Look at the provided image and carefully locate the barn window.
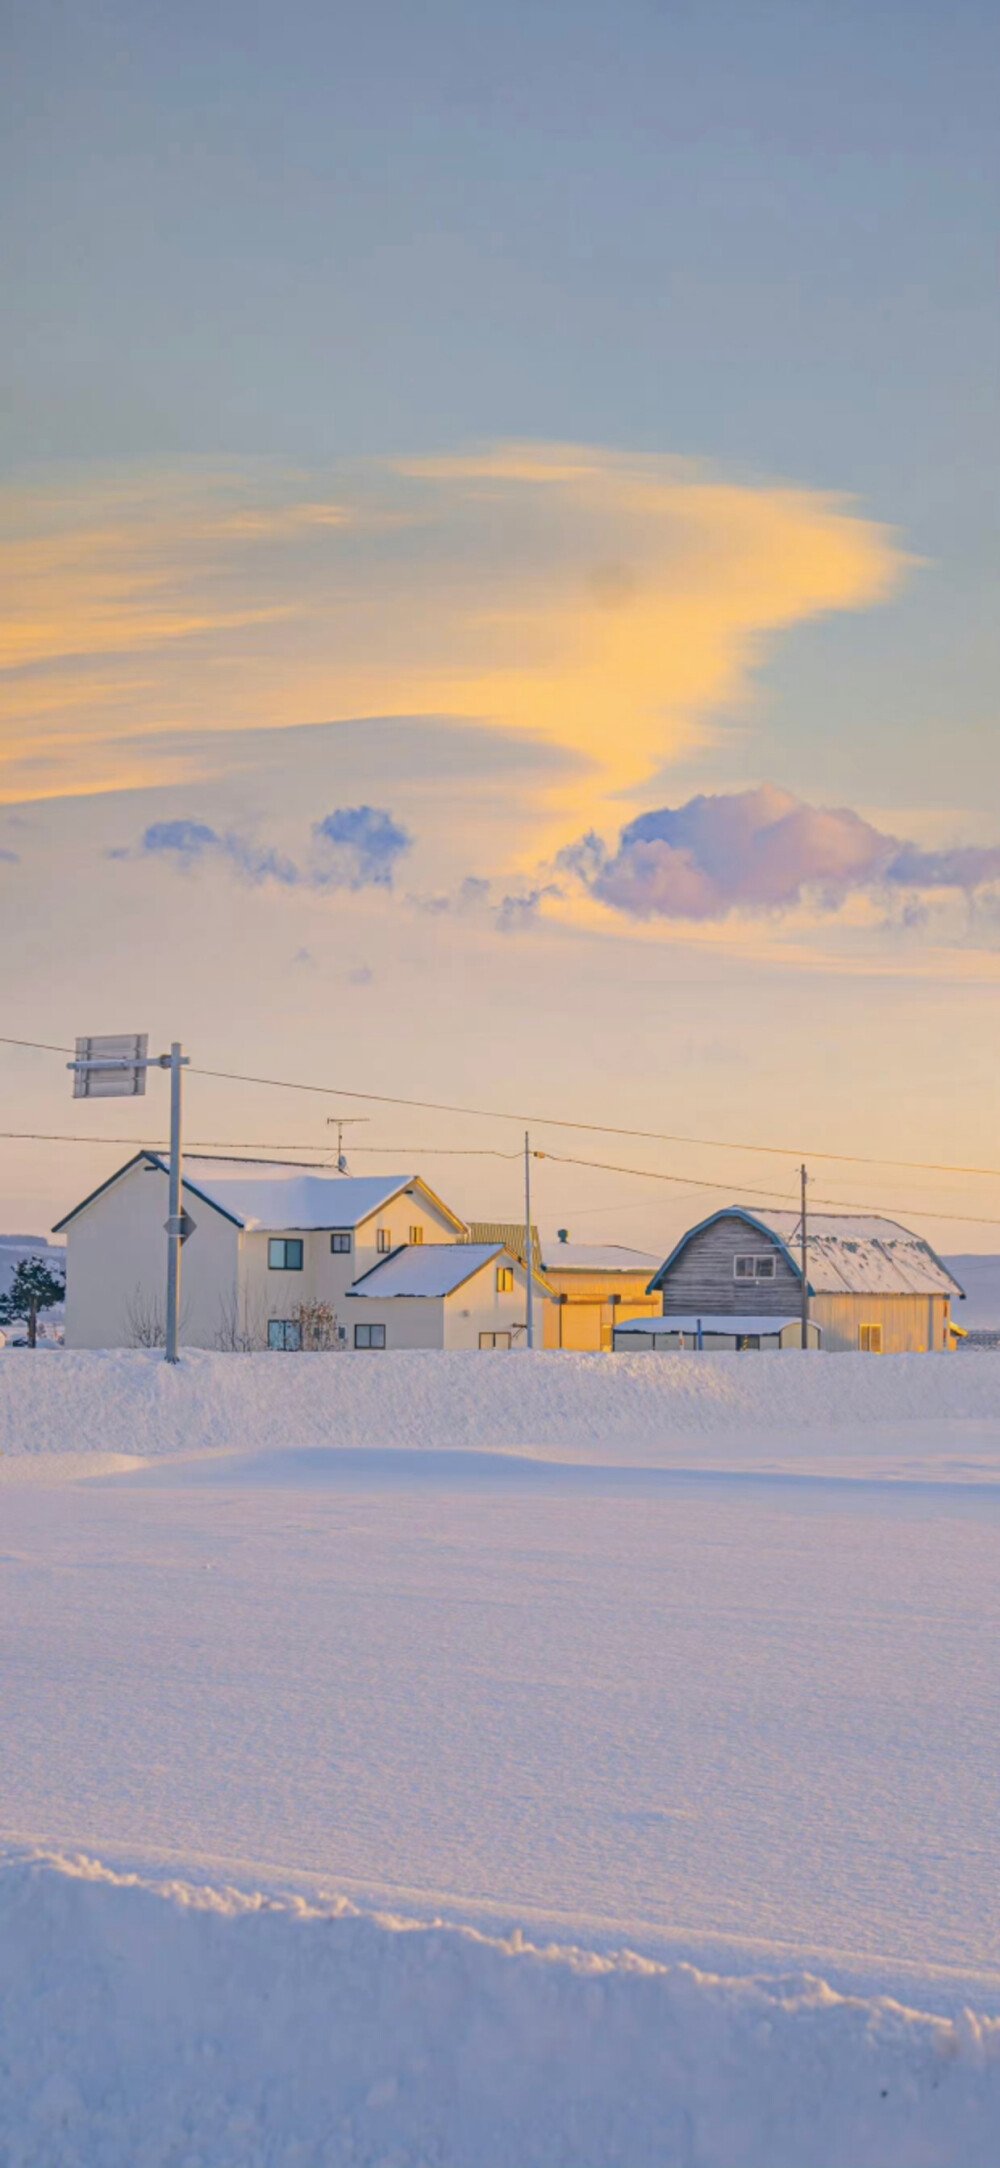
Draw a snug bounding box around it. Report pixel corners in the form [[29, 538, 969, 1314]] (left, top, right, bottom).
[[859, 1323, 883, 1353], [734, 1253, 775, 1280]]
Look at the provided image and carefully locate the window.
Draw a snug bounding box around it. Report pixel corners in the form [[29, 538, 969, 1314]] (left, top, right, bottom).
[[268, 1237, 303, 1271], [859, 1323, 883, 1353], [479, 1331, 512, 1350], [496, 1265, 514, 1293], [734, 1254, 775, 1281], [330, 1231, 352, 1254], [268, 1319, 302, 1351], [376, 1229, 392, 1254], [408, 1225, 424, 1245], [735, 1334, 761, 1352], [354, 1322, 386, 1349]]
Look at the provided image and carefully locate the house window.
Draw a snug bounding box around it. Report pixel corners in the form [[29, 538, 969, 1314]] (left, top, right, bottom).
[[268, 1237, 303, 1271], [496, 1265, 514, 1293], [859, 1323, 883, 1353], [479, 1331, 512, 1350], [376, 1229, 392, 1254], [734, 1254, 775, 1281], [408, 1225, 424, 1245], [355, 1322, 386, 1350], [268, 1319, 302, 1351], [330, 1231, 352, 1254]]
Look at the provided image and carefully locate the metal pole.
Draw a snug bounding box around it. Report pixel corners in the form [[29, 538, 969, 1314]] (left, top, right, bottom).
[[524, 1129, 534, 1351], [799, 1162, 809, 1351], [165, 1042, 183, 1363]]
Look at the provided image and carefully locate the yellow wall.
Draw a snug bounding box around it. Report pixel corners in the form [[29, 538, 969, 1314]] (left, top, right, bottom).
[[543, 1275, 661, 1353], [810, 1293, 952, 1353]]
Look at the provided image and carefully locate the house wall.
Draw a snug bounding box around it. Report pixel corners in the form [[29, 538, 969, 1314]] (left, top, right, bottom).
[[237, 1186, 465, 1345], [657, 1216, 800, 1315], [542, 1268, 661, 1353], [63, 1160, 239, 1349], [811, 1293, 952, 1353], [343, 1256, 554, 1351]]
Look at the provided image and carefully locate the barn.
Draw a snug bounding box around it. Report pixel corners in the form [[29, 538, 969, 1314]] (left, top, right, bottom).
[[642, 1206, 964, 1353]]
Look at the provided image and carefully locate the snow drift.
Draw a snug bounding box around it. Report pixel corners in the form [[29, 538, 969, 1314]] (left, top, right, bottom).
[[1, 1344, 999, 1474], [2, 1851, 998, 2168]]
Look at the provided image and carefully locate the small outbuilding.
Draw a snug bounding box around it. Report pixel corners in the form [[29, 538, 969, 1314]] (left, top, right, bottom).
[[644, 1206, 964, 1353]]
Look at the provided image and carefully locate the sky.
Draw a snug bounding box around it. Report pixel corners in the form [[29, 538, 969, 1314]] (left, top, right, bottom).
[[2, 0, 999, 1252]]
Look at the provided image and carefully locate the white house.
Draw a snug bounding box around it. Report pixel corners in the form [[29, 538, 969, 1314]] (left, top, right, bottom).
[[53, 1153, 550, 1352]]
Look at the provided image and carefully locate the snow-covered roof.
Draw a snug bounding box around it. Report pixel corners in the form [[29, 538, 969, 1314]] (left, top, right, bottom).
[[615, 1313, 805, 1337], [749, 1209, 963, 1298], [348, 1243, 506, 1298], [651, 1207, 963, 1300], [540, 1242, 661, 1273], [54, 1155, 466, 1237]]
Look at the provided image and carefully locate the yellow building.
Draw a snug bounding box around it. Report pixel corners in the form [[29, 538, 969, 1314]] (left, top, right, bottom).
[[466, 1225, 661, 1350]]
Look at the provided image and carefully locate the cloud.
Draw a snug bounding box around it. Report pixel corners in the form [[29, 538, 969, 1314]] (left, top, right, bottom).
[[136, 805, 410, 895], [562, 785, 1000, 921], [0, 448, 905, 833], [312, 805, 411, 890]]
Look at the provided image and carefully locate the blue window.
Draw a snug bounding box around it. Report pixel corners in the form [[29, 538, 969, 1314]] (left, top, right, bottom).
[[268, 1319, 302, 1351], [354, 1322, 386, 1350], [268, 1237, 303, 1270]]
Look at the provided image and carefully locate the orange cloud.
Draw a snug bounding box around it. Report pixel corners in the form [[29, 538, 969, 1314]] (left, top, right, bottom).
[[0, 447, 906, 832]]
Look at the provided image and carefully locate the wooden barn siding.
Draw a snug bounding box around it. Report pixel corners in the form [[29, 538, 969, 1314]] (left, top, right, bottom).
[[657, 1217, 799, 1315], [811, 1294, 951, 1353]]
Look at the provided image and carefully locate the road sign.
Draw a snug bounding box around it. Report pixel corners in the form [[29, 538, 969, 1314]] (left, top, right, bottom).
[[165, 1210, 197, 1245], [72, 1033, 149, 1099]]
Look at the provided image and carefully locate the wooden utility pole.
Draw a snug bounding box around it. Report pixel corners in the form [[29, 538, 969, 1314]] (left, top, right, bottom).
[[799, 1163, 810, 1350]]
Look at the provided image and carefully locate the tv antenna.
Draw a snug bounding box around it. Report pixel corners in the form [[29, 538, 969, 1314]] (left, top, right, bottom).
[[325, 1115, 370, 1172]]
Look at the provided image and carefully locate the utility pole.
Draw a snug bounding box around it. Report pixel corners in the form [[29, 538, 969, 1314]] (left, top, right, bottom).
[[799, 1162, 810, 1351], [524, 1129, 534, 1351]]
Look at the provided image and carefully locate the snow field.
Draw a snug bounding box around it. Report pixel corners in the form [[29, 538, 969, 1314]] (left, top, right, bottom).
[[3, 1852, 999, 2168]]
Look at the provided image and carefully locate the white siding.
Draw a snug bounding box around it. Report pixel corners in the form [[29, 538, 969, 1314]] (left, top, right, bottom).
[[63, 1161, 239, 1350]]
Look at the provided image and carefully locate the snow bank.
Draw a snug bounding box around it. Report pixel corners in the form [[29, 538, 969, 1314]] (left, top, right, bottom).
[[2, 1852, 997, 2168], [1, 1344, 998, 1471]]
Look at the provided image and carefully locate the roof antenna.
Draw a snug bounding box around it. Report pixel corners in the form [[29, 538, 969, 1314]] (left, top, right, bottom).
[[325, 1115, 370, 1173]]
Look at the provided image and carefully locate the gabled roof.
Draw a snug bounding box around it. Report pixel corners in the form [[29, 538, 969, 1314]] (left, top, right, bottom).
[[54, 1155, 466, 1237], [649, 1206, 964, 1300], [347, 1242, 507, 1298]]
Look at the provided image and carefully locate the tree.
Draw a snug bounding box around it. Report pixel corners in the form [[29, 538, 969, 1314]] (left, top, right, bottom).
[[0, 1257, 66, 1348]]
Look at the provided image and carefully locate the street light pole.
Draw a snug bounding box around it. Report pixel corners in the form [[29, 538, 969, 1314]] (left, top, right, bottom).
[[524, 1129, 534, 1351], [163, 1043, 184, 1364]]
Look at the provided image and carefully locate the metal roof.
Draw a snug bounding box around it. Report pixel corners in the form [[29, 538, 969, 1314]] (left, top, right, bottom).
[[347, 1243, 507, 1298], [649, 1207, 964, 1300], [540, 1242, 661, 1273], [615, 1313, 806, 1337], [465, 1222, 543, 1272]]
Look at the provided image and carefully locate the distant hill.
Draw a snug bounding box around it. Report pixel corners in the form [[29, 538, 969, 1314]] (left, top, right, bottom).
[[945, 1256, 1000, 1331]]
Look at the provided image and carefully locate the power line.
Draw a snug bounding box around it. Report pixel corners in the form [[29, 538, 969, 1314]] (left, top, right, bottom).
[[536, 1149, 1000, 1228], [2, 1032, 999, 1185]]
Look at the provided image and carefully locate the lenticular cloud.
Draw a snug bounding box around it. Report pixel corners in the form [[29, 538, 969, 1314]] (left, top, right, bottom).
[[561, 785, 1000, 921]]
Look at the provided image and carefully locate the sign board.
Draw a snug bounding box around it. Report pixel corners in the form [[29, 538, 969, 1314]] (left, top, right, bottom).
[[72, 1033, 149, 1099]]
